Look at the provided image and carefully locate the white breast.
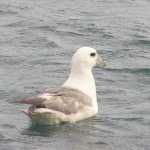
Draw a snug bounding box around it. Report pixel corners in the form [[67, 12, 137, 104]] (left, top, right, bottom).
[[63, 71, 98, 113]]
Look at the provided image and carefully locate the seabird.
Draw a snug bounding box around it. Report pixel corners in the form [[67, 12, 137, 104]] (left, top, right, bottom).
[[16, 47, 106, 125]]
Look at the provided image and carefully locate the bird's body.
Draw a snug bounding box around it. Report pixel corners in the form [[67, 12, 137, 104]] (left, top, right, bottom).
[[17, 47, 106, 125]]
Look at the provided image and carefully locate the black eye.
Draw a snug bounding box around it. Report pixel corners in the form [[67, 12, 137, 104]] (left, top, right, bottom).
[[90, 52, 96, 57]]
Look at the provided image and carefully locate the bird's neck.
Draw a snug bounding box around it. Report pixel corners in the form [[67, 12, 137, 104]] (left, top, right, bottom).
[[63, 65, 98, 112]]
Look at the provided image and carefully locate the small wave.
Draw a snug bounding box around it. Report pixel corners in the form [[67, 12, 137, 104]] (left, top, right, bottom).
[[105, 68, 150, 75], [56, 29, 86, 37], [3, 21, 26, 28], [0, 9, 17, 15], [111, 117, 143, 122], [0, 56, 25, 66], [130, 39, 150, 47], [31, 25, 56, 32]]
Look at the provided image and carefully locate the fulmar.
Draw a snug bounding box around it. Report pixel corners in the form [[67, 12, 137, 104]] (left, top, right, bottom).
[[16, 47, 106, 125]]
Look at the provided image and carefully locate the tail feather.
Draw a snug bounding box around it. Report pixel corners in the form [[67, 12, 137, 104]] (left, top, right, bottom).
[[15, 97, 46, 105]]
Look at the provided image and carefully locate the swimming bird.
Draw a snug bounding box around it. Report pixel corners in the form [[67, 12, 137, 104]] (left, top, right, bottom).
[[16, 47, 106, 125]]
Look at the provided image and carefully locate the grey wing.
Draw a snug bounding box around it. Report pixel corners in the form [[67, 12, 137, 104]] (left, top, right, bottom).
[[16, 87, 92, 115], [43, 87, 92, 114]]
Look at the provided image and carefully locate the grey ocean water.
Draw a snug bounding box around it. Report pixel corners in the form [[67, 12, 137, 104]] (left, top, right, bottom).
[[0, 0, 150, 149]]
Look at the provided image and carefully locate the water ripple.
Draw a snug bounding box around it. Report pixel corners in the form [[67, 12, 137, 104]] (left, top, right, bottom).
[[105, 68, 150, 75]]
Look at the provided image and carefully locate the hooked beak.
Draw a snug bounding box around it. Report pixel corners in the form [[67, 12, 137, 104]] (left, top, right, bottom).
[[96, 54, 106, 68]]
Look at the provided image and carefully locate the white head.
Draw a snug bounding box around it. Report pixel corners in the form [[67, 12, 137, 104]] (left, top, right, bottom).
[[71, 47, 105, 73]]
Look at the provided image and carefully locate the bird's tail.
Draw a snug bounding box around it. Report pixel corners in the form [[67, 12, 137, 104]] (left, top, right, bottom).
[[15, 96, 45, 105]]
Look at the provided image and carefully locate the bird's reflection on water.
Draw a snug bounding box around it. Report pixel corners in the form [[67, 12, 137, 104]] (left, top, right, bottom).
[[21, 117, 108, 150], [22, 117, 95, 137], [23, 123, 69, 137]]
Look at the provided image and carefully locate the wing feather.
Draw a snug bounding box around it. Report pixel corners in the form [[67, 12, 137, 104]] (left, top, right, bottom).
[[16, 87, 92, 115]]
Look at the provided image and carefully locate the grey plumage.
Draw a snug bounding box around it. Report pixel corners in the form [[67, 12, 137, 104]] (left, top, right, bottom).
[[16, 87, 92, 115]]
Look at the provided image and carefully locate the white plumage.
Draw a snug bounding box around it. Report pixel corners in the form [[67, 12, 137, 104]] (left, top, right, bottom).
[[16, 47, 106, 125]]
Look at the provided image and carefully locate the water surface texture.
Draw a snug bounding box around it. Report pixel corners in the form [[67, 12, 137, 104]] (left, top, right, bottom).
[[0, 0, 150, 150]]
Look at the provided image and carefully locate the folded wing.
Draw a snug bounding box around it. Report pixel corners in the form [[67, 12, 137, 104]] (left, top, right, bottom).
[[16, 87, 92, 115]]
